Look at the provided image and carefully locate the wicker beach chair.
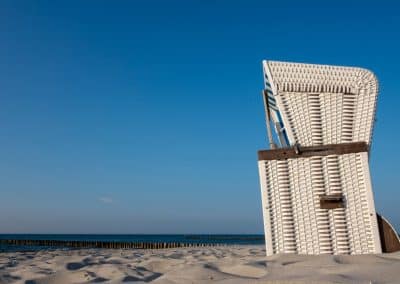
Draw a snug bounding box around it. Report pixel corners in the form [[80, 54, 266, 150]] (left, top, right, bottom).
[[258, 61, 400, 255]]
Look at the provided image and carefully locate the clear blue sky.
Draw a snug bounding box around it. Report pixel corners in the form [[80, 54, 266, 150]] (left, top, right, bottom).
[[1, 0, 399, 234]]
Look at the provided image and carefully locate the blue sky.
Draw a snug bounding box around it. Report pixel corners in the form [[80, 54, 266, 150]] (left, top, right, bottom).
[[1, 0, 399, 233]]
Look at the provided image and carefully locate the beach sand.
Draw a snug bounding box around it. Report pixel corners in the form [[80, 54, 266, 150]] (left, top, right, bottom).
[[1, 245, 400, 283]]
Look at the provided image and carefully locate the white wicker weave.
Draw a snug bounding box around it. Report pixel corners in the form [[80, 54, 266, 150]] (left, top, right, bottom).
[[258, 61, 381, 255], [262, 60, 378, 147], [258, 152, 381, 255]]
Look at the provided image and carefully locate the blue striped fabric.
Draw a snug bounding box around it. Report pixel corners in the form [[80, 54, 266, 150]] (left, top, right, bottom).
[[264, 73, 289, 146]]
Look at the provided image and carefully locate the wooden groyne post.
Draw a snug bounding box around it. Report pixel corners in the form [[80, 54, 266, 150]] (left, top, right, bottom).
[[0, 239, 226, 250]]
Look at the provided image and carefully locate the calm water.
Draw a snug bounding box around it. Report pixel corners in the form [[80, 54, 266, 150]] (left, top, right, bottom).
[[0, 234, 265, 252]]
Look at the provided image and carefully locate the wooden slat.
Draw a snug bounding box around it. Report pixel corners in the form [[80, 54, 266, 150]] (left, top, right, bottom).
[[258, 142, 368, 161], [319, 194, 344, 209], [377, 213, 400, 253]]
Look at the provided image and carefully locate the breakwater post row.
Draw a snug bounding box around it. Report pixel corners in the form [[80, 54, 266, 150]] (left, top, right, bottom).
[[0, 239, 227, 250], [184, 235, 264, 241]]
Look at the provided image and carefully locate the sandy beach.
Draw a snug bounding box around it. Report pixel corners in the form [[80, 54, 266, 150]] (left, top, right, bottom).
[[0, 245, 399, 283]]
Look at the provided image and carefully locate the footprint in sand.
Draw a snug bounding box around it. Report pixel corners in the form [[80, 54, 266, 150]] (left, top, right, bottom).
[[216, 264, 267, 278], [66, 262, 86, 270]]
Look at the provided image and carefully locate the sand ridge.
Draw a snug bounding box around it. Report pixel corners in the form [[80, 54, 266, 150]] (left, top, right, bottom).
[[0, 245, 400, 283]]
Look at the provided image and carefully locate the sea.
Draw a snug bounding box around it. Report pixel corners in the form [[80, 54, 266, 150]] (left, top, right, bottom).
[[0, 234, 265, 252]]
